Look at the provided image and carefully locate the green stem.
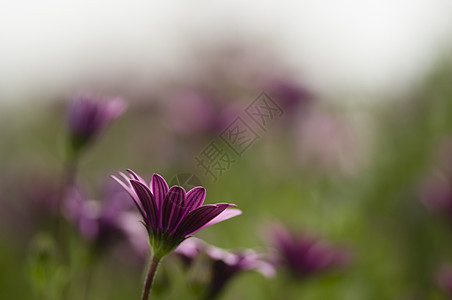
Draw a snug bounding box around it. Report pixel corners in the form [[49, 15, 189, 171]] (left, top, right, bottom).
[[54, 153, 79, 256], [142, 255, 161, 300], [83, 250, 97, 300]]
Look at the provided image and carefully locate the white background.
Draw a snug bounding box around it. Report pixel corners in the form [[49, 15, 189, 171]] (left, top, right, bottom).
[[1, 0, 452, 105]]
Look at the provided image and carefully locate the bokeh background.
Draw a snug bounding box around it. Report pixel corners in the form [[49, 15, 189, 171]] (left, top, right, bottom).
[[3, 1, 452, 299]]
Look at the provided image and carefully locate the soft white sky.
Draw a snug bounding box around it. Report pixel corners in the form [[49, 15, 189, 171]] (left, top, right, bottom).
[[1, 0, 452, 105]]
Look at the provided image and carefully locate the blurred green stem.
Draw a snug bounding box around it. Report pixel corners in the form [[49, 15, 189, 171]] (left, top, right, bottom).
[[83, 249, 98, 300], [53, 150, 80, 268], [142, 255, 161, 300]]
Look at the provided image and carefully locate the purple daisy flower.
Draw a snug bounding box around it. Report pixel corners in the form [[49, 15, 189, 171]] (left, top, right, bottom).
[[175, 238, 275, 300], [268, 225, 350, 279], [112, 170, 241, 259], [67, 93, 126, 153]]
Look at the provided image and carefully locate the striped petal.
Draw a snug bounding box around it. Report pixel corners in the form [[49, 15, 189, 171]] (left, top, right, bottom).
[[173, 187, 206, 230], [111, 175, 146, 220], [151, 173, 169, 227], [189, 207, 242, 235], [112, 174, 135, 200], [130, 180, 158, 229], [126, 169, 147, 186], [175, 203, 234, 238], [161, 186, 186, 233], [182, 187, 206, 216]]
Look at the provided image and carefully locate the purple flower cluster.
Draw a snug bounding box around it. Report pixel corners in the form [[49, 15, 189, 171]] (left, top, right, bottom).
[[56, 90, 353, 299]]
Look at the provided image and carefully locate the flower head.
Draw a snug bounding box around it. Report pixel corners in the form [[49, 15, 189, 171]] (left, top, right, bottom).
[[112, 170, 241, 258], [175, 238, 275, 299], [67, 93, 126, 153], [268, 225, 350, 279]]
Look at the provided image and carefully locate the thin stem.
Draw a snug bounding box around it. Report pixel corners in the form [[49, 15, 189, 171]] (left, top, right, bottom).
[[54, 152, 79, 256], [142, 255, 161, 300], [83, 250, 97, 300]]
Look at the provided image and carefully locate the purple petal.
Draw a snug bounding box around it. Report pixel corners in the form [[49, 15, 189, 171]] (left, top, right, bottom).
[[182, 187, 206, 216], [113, 173, 136, 199], [176, 204, 235, 237], [173, 187, 206, 230], [250, 260, 276, 278], [130, 180, 158, 229], [126, 169, 147, 186], [104, 97, 127, 121], [188, 207, 242, 236], [111, 175, 146, 220], [162, 186, 186, 233], [174, 238, 204, 259], [151, 174, 169, 227]]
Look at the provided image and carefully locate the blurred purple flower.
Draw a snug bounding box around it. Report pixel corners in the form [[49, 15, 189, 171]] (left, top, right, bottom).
[[419, 171, 452, 218], [175, 238, 275, 299], [166, 90, 216, 135], [164, 89, 243, 136], [112, 170, 241, 258], [418, 137, 452, 222], [419, 137, 452, 218], [293, 108, 364, 176], [268, 225, 350, 279], [437, 266, 452, 298], [266, 77, 312, 112], [67, 93, 126, 152], [65, 182, 131, 250]]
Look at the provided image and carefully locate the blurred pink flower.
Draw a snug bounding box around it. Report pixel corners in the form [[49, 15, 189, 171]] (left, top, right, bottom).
[[419, 137, 452, 220], [419, 171, 452, 217], [164, 89, 244, 136], [165, 90, 216, 135], [294, 108, 365, 175]]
